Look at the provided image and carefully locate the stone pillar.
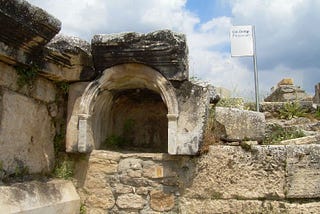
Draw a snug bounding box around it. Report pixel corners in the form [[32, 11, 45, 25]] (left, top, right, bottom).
[[314, 83, 320, 104], [167, 114, 179, 155], [78, 114, 94, 153]]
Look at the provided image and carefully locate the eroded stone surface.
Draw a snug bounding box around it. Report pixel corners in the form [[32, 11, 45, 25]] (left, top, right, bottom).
[[116, 194, 147, 210], [180, 198, 320, 214], [0, 180, 80, 214], [43, 34, 97, 81], [92, 30, 188, 81], [0, 89, 55, 174], [0, 0, 61, 64], [184, 145, 286, 199], [214, 107, 265, 142], [286, 144, 320, 198], [150, 190, 175, 212], [175, 81, 213, 154]]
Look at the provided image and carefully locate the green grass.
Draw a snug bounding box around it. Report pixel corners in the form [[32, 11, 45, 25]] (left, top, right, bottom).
[[263, 124, 305, 144]]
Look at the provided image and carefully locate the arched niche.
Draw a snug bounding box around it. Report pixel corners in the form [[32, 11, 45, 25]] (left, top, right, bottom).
[[66, 63, 179, 154]]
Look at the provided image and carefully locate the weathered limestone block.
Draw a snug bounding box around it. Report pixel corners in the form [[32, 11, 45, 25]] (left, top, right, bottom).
[[184, 145, 286, 199], [0, 180, 80, 214], [92, 30, 188, 81], [31, 77, 57, 103], [175, 81, 213, 154], [0, 61, 57, 103], [150, 190, 175, 212], [179, 199, 264, 214], [86, 187, 115, 210], [43, 35, 98, 81], [180, 198, 320, 214], [214, 107, 265, 142], [0, 89, 55, 174], [280, 134, 320, 145], [116, 194, 147, 210], [0, 0, 61, 65], [286, 144, 320, 198]]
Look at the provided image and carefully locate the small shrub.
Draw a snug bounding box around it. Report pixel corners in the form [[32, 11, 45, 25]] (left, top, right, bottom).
[[54, 159, 73, 180], [15, 64, 39, 88], [103, 135, 128, 149], [314, 107, 320, 120], [14, 165, 29, 178], [103, 118, 135, 149], [263, 124, 305, 144], [56, 81, 69, 94], [80, 203, 86, 214], [279, 102, 306, 120]]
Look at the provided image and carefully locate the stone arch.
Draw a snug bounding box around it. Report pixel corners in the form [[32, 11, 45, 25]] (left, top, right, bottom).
[[68, 63, 179, 154]]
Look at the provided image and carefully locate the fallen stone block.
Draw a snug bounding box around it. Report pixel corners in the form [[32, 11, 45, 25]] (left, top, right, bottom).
[[214, 107, 265, 142], [0, 180, 80, 214]]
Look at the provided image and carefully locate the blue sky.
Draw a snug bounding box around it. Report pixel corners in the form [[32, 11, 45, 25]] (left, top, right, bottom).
[[29, 0, 320, 100]]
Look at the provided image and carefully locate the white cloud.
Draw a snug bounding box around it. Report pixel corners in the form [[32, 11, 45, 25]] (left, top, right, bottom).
[[28, 0, 320, 99]]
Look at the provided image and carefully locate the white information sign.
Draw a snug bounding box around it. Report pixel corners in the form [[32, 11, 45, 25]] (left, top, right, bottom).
[[230, 25, 254, 57]]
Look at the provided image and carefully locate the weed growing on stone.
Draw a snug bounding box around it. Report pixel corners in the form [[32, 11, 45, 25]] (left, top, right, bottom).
[[56, 81, 69, 94], [201, 105, 217, 154], [314, 107, 320, 120], [80, 203, 86, 214], [53, 159, 74, 180], [14, 165, 29, 178], [103, 118, 135, 149], [15, 64, 39, 88], [263, 124, 305, 144], [215, 97, 244, 109], [279, 102, 306, 120]]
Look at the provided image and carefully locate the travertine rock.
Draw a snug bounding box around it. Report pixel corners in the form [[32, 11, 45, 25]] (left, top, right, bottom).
[[116, 194, 147, 210], [184, 145, 286, 199], [175, 81, 213, 154], [92, 30, 188, 81], [214, 107, 265, 142], [280, 134, 320, 145], [0, 0, 61, 65], [0, 61, 57, 103], [180, 198, 320, 214], [44, 34, 98, 81], [86, 187, 115, 210], [286, 144, 320, 198], [150, 190, 175, 212], [0, 89, 55, 174], [0, 180, 80, 214]]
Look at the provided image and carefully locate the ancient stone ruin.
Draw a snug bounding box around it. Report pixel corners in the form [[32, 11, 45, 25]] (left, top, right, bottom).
[[66, 31, 212, 155], [265, 78, 312, 102], [1, 0, 320, 213]]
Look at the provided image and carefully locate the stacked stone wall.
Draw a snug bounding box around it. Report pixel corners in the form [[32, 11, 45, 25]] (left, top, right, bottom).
[[77, 145, 320, 213]]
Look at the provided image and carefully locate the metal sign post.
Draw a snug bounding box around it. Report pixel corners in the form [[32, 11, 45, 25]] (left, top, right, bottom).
[[252, 26, 260, 111], [230, 25, 260, 111]]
